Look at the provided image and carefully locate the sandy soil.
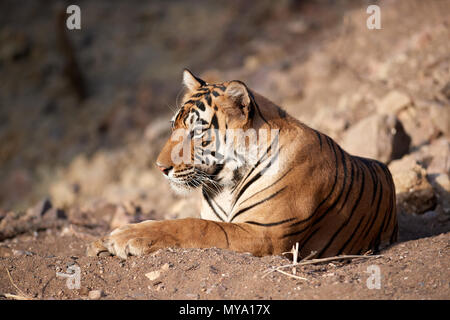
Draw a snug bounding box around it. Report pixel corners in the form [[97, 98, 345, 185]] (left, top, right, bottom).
[[0, 213, 449, 300]]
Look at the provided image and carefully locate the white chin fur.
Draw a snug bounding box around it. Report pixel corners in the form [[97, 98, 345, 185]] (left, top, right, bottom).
[[169, 181, 194, 196]]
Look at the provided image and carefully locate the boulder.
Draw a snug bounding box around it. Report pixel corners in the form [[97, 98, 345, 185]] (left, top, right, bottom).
[[340, 114, 411, 163], [377, 90, 412, 115], [389, 157, 437, 215], [397, 99, 449, 147], [428, 173, 450, 215]]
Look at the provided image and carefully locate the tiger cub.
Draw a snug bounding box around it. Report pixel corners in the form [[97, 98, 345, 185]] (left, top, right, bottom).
[[87, 69, 398, 259]]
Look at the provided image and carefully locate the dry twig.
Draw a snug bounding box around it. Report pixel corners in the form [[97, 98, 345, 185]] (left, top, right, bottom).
[[263, 244, 382, 280], [1, 267, 34, 300]]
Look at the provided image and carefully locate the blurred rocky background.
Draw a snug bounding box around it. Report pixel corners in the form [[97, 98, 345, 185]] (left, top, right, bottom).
[[0, 0, 449, 239]]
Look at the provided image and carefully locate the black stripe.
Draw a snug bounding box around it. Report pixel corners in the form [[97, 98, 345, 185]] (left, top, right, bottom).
[[372, 193, 392, 251], [205, 93, 212, 106], [230, 187, 286, 222], [239, 168, 293, 206], [277, 107, 287, 118], [304, 146, 347, 258], [282, 224, 310, 239], [248, 90, 269, 126], [347, 163, 383, 253], [231, 137, 276, 194], [361, 164, 384, 240], [211, 163, 224, 177], [371, 164, 396, 249], [315, 131, 323, 151], [175, 171, 194, 178], [316, 158, 356, 257], [210, 114, 218, 129], [298, 227, 321, 253], [195, 100, 205, 111], [211, 221, 230, 248], [337, 161, 366, 255], [212, 198, 227, 216], [245, 218, 295, 227], [305, 143, 348, 228], [202, 190, 225, 222], [359, 158, 378, 205], [232, 150, 280, 208], [184, 99, 196, 105]]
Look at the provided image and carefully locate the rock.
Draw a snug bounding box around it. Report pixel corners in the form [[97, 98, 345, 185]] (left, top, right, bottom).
[[145, 263, 171, 282], [340, 114, 411, 163], [398, 100, 450, 147], [160, 263, 170, 271], [186, 293, 200, 299], [145, 270, 161, 281], [389, 157, 437, 215], [311, 108, 349, 139], [428, 173, 450, 215], [377, 90, 412, 115], [88, 289, 104, 300], [12, 249, 34, 256], [428, 101, 450, 138], [78, 287, 90, 296]]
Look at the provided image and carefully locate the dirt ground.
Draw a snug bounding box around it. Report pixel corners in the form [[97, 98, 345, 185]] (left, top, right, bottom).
[[0, 0, 449, 300], [0, 211, 449, 300]]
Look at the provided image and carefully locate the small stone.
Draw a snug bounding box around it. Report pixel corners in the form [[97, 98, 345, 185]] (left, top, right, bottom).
[[186, 293, 199, 299], [160, 263, 170, 271], [88, 289, 104, 300], [78, 287, 89, 296], [145, 270, 161, 281]]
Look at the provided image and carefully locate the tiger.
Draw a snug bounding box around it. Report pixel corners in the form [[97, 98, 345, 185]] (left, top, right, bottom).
[[87, 69, 398, 259]]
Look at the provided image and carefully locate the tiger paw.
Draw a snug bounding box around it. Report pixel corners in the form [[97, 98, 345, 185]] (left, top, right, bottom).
[[86, 221, 158, 259]]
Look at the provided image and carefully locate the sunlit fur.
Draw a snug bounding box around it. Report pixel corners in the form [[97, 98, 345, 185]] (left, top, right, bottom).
[[88, 70, 398, 259]]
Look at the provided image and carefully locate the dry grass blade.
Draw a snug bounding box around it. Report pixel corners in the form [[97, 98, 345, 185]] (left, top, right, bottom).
[[1, 293, 33, 300], [274, 269, 308, 281], [296, 254, 383, 266], [2, 267, 34, 300], [262, 252, 382, 279]]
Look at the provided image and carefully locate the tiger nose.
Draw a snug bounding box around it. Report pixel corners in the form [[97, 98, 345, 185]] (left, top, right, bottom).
[[156, 163, 173, 176]]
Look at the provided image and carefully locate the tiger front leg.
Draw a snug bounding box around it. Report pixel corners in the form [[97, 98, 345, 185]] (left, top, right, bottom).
[[86, 218, 281, 259]]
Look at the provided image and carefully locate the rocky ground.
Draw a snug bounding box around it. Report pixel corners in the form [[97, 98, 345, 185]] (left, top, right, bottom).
[[0, 0, 449, 300]]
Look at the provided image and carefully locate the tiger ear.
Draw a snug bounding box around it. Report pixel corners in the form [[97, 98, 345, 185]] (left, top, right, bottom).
[[225, 80, 251, 109], [183, 68, 206, 91], [224, 81, 252, 125]]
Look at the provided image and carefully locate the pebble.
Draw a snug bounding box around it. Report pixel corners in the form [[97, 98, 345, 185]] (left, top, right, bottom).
[[88, 290, 104, 300], [145, 270, 161, 281]]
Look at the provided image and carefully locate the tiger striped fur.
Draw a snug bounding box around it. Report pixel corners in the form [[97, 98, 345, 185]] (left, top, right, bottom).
[[87, 69, 398, 259]]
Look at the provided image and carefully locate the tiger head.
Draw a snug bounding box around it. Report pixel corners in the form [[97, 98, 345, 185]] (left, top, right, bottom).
[[156, 69, 261, 195]]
